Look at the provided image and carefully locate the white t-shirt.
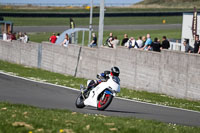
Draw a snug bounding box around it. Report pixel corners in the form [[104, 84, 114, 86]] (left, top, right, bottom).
[[136, 39, 143, 48]]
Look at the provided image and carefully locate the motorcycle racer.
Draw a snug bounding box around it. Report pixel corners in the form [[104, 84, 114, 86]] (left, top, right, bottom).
[[82, 67, 120, 97]]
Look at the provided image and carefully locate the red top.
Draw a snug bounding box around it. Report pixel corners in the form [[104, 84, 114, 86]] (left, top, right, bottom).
[[50, 35, 57, 43]]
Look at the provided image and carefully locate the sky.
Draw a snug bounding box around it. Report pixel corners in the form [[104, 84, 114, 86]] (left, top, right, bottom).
[[0, 0, 142, 6]]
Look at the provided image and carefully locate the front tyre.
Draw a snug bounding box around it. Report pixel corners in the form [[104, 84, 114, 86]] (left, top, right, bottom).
[[97, 94, 113, 111], [75, 94, 85, 108]]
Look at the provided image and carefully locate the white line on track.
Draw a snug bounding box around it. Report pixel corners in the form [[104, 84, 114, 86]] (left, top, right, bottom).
[[0, 71, 200, 114]]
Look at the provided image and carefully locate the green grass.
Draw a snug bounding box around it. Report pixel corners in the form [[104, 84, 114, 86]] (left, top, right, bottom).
[[137, 0, 200, 7], [4, 16, 182, 26], [1, 102, 200, 133], [0, 60, 200, 112], [0, 6, 198, 13], [29, 29, 182, 46]]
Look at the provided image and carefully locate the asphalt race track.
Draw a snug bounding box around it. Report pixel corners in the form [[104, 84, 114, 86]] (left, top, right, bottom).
[[0, 72, 200, 127], [14, 24, 182, 33]]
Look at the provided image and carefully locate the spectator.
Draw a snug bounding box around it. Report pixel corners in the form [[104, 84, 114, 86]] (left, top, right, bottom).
[[136, 36, 143, 48], [23, 33, 29, 43], [104, 32, 114, 48], [161, 36, 170, 49], [11, 32, 16, 41], [7, 31, 12, 41], [61, 33, 69, 47], [193, 35, 200, 54], [183, 40, 193, 53], [88, 33, 97, 47], [141, 36, 146, 48], [3, 32, 7, 41], [56, 33, 60, 39], [125, 37, 139, 49], [110, 36, 120, 49], [141, 34, 152, 50], [49, 33, 57, 44], [17, 32, 24, 42], [152, 37, 161, 52], [121, 34, 129, 46]]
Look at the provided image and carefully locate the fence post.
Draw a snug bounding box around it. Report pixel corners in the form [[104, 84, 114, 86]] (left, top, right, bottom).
[[74, 46, 82, 77], [37, 44, 42, 68]]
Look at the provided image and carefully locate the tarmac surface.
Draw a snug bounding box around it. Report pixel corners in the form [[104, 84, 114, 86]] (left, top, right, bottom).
[[0, 72, 200, 127], [14, 24, 182, 33]]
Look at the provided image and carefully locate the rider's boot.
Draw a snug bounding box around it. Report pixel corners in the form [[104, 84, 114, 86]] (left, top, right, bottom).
[[81, 80, 98, 98]]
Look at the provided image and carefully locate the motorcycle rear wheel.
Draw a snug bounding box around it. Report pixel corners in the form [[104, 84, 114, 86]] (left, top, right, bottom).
[[75, 93, 85, 108], [97, 94, 113, 111]]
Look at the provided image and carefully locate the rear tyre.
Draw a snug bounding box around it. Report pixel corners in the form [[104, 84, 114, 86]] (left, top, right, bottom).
[[75, 94, 85, 108], [97, 93, 113, 111]]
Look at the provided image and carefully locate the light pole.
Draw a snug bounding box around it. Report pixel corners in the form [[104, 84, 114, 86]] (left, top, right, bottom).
[[98, 0, 105, 47], [88, 0, 93, 45]]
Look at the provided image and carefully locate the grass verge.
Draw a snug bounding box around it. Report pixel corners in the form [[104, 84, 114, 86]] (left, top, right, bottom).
[[1, 102, 200, 133], [4, 16, 182, 26], [0, 60, 200, 112]]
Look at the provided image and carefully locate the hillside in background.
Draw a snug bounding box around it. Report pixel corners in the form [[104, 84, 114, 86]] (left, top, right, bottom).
[[135, 0, 200, 8]]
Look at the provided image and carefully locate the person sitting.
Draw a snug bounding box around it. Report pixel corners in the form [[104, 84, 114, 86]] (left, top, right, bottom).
[[56, 33, 60, 39], [136, 36, 143, 48], [141, 34, 152, 51], [61, 33, 70, 47], [152, 37, 161, 52], [183, 40, 193, 53], [121, 34, 129, 46], [110, 36, 120, 49], [104, 32, 114, 48], [125, 37, 139, 49], [88, 33, 97, 48]]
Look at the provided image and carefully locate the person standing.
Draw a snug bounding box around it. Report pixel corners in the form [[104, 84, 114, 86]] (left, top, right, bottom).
[[193, 35, 200, 54], [121, 34, 129, 46], [49, 33, 57, 44], [3, 32, 7, 41], [23, 33, 29, 43], [161, 36, 170, 49]]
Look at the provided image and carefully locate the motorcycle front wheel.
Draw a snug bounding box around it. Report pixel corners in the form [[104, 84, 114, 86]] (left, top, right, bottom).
[[97, 93, 113, 111], [75, 93, 85, 108]]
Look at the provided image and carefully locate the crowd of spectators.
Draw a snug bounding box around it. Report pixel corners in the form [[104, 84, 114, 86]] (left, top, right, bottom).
[[101, 32, 170, 52], [3, 31, 29, 43]]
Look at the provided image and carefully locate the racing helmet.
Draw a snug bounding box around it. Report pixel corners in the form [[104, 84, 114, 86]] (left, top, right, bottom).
[[111, 66, 120, 77]]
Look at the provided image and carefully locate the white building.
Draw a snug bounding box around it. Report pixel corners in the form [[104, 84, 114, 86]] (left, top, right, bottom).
[[181, 13, 200, 51]]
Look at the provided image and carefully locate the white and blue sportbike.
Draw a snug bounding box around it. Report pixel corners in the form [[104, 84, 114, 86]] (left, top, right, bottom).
[[75, 67, 120, 111]]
